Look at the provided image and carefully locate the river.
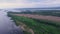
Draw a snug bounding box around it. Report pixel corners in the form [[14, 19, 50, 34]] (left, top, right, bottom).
[[0, 10, 23, 34]]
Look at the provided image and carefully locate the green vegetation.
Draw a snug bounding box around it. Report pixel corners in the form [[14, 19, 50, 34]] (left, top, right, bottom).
[[23, 31, 31, 34], [8, 14, 60, 34]]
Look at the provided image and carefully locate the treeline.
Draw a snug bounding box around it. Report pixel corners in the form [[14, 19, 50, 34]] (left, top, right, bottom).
[[20, 10, 60, 17], [8, 10, 60, 17]]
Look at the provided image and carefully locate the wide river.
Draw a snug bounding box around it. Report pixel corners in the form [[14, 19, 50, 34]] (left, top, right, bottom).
[[0, 10, 23, 34]]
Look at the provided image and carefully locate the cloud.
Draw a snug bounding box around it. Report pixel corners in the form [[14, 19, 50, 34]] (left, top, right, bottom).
[[0, 0, 60, 8]]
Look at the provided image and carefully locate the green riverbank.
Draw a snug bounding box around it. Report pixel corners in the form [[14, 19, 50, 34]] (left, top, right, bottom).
[[8, 14, 60, 34]]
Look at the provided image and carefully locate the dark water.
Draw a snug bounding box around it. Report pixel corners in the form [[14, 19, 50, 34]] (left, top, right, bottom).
[[0, 10, 23, 34]]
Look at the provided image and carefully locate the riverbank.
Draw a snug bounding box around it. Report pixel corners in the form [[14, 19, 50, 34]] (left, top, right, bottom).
[[8, 13, 60, 34], [8, 14, 34, 34], [15, 20, 34, 34]]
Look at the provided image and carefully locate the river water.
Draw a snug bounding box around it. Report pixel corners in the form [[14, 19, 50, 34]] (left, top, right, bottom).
[[0, 10, 23, 34]]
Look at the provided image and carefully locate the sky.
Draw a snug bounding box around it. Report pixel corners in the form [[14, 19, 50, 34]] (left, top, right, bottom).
[[0, 0, 60, 8]]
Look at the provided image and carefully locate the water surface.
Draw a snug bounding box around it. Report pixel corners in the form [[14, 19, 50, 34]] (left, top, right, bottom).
[[0, 10, 23, 34]]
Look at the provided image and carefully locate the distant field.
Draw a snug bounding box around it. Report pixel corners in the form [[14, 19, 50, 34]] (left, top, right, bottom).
[[14, 14, 60, 24]]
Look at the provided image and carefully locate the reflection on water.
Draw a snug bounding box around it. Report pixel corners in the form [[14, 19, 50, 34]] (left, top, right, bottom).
[[0, 10, 23, 34]]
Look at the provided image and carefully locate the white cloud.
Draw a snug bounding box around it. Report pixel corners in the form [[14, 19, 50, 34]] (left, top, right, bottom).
[[0, 0, 60, 8]]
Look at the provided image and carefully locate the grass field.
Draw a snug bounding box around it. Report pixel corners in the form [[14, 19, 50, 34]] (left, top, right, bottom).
[[8, 14, 60, 34]]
